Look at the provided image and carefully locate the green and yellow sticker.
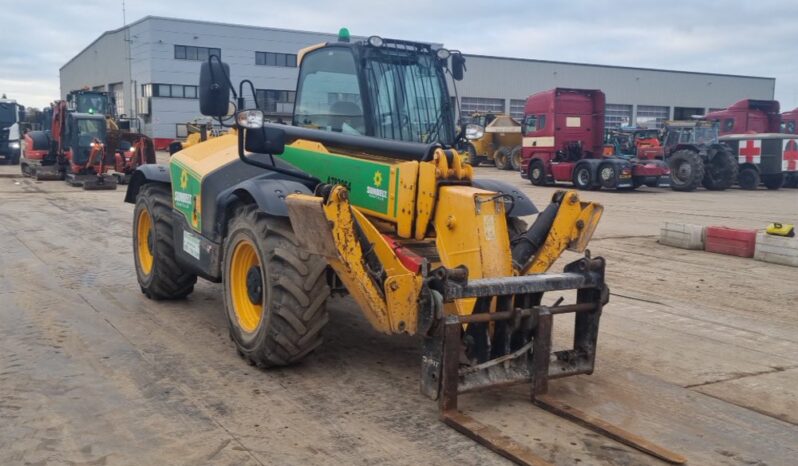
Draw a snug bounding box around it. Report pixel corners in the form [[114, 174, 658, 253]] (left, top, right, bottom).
[[170, 160, 202, 231]]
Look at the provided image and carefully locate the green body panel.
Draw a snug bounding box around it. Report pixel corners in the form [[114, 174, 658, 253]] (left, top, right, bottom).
[[170, 159, 203, 232], [277, 145, 395, 215]]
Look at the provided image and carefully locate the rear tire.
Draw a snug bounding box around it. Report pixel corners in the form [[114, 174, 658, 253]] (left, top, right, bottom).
[[223, 204, 330, 367], [668, 150, 704, 192], [528, 160, 547, 186], [494, 147, 512, 170], [572, 165, 593, 190], [510, 145, 522, 171], [134, 183, 197, 300], [598, 163, 619, 189], [738, 167, 760, 190], [702, 150, 738, 191], [763, 173, 784, 190]]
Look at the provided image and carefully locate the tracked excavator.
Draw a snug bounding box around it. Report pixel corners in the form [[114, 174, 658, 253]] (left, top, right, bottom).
[[124, 30, 684, 465]]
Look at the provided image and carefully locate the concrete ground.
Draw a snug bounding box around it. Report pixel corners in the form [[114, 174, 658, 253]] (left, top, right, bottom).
[[0, 159, 797, 465]]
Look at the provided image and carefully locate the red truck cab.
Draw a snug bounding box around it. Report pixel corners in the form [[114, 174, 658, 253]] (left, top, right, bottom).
[[705, 99, 781, 135], [520, 88, 669, 190]]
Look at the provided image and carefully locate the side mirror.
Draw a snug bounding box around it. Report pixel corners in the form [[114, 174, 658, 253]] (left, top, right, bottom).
[[199, 59, 231, 117], [452, 53, 466, 81], [245, 126, 286, 155]]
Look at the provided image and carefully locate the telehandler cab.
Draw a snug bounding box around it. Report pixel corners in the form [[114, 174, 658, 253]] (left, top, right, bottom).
[[125, 30, 684, 465]]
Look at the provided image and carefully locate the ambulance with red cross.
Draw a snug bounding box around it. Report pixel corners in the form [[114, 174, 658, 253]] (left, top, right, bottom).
[[719, 133, 798, 190]]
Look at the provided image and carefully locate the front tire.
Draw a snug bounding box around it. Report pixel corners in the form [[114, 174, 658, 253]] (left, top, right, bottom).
[[598, 163, 619, 189], [738, 167, 760, 190], [223, 204, 330, 367], [669, 150, 704, 192], [133, 183, 197, 299], [528, 160, 547, 186]]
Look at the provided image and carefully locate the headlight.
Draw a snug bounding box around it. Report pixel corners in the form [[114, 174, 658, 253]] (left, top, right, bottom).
[[236, 109, 264, 129], [436, 48, 451, 60], [465, 124, 484, 140], [367, 35, 384, 47], [9, 141, 20, 149]]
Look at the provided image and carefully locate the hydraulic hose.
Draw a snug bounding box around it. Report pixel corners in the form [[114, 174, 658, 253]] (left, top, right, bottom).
[[510, 198, 562, 270]]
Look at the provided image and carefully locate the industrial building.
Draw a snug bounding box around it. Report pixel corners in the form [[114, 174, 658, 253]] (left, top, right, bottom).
[[60, 16, 776, 148]]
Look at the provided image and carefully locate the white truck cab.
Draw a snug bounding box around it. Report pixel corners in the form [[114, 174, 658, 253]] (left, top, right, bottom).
[[0, 98, 23, 164]]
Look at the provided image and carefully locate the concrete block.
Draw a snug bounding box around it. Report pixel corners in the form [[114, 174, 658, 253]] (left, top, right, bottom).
[[659, 222, 705, 250], [705, 226, 757, 258], [754, 232, 798, 267]]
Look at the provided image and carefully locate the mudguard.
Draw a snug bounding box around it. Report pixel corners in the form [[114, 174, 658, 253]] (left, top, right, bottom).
[[214, 177, 314, 239], [124, 164, 171, 203], [471, 179, 538, 216]]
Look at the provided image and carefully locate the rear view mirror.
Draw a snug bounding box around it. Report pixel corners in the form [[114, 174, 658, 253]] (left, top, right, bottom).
[[245, 126, 286, 155], [199, 59, 231, 117], [452, 53, 466, 81]]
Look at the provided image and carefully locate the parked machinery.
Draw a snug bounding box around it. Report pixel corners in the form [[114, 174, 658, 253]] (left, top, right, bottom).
[[168, 119, 222, 155], [69, 90, 157, 184], [21, 99, 116, 189], [520, 88, 670, 190], [659, 120, 738, 192], [124, 31, 683, 465], [781, 108, 798, 187], [720, 133, 797, 190], [461, 113, 523, 170], [604, 127, 663, 160], [0, 97, 24, 165], [705, 99, 781, 136]]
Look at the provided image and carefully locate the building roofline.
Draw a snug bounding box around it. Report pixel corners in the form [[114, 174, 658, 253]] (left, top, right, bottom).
[[462, 52, 776, 82], [62, 15, 776, 85]]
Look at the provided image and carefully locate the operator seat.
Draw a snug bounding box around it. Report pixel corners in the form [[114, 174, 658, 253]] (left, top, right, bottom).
[[329, 101, 365, 134]]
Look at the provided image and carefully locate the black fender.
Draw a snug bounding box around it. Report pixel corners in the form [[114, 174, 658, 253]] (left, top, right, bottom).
[[214, 177, 314, 239], [471, 179, 538, 216], [124, 164, 171, 203]]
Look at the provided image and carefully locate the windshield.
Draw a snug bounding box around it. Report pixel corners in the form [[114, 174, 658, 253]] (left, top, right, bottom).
[[75, 93, 108, 115], [0, 103, 16, 125], [293, 48, 365, 134], [364, 52, 452, 145], [77, 119, 105, 146], [692, 126, 717, 144]]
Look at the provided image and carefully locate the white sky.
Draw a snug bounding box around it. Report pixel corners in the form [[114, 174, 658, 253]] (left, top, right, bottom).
[[2, 0, 796, 110]]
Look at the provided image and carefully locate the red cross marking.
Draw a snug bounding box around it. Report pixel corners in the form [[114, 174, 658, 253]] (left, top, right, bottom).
[[783, 139, 798, 171], [738, 139, 761, 164]]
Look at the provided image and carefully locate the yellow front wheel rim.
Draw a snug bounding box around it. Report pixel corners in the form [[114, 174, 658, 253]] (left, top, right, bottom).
[[136, 209, 154, 275], [229, 239, 264, 333]]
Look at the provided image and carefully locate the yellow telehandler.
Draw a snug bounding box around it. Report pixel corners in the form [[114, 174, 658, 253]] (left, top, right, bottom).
[[124, 29, 684, 465]]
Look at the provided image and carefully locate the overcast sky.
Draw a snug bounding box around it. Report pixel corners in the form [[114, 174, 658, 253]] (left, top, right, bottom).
[[2, 0, 797, 110]]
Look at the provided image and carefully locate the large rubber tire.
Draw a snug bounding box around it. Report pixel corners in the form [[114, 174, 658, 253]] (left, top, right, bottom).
[[464, 143, 485, 166], [702, 150, 738, 191], [510, 145, 522, 171], [738, 167, 760, 190], [528, 160, 547, 186], [763, 173, 784, 190], [572, 164, 593, 190], [598, 163, 619, 189], [668, 150, 704, 192], [223, 204, 330, 367], [133, 183, 197, 300], [494, 147, 512, 170]]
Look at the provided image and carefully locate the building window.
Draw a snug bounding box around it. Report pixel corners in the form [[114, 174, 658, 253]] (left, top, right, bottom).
[[175, 45, 221, 61], [635, 105, 669, 128], [255, 89, 296, 114], [255, 51, 298, 68], [461, 97, 504, 116], [605, 104, 633, 128], [142, 83, 199, 99], [509, 99, 526, 120]]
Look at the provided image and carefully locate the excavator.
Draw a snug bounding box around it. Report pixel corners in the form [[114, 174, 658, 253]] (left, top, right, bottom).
[[124, 30, 685, 465], [21, 98, 116, 189]]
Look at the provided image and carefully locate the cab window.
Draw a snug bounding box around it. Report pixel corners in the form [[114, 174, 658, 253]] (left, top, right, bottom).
[[723, 118, 734, 132], [293, 48, 365, 135], [523, 114, 545, 133]]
